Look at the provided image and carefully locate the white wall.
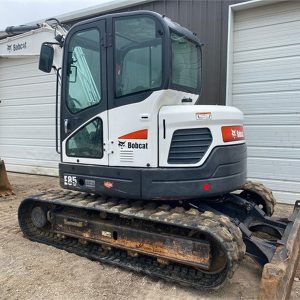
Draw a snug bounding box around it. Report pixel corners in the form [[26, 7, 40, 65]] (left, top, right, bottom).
[[0, 56, 59, 175], [227, 0, 300, 203]]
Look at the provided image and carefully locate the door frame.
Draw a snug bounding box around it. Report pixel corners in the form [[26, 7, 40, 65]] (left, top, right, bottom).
[[60, 19, 109, 165]]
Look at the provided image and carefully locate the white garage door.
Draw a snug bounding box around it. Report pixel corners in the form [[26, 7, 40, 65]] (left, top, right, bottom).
[[229, 1, 300, 203], [0, 56, 59, 175]]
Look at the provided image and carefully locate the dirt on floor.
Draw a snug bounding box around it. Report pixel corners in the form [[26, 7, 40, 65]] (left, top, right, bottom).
[[0, 172, 299, 300]]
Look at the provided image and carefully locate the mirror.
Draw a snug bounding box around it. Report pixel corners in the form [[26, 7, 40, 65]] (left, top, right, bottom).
[[68, 65, 77, 83], [39, 43, 54, 73]]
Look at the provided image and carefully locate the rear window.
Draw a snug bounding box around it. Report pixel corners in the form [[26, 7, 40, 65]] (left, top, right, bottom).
[[171, 32, 200, 90]]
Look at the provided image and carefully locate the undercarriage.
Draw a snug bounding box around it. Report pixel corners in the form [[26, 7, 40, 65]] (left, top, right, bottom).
[[18, 182, 300, 299]]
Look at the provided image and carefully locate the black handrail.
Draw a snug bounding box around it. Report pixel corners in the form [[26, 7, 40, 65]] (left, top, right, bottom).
[[55, 68, 61, 154]]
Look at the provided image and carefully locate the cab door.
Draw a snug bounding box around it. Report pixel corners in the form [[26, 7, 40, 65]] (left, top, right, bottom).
[[61, 21, 108, 166]]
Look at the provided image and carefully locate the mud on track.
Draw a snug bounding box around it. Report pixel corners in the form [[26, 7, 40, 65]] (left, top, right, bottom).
[[0, 173, 299, 300]]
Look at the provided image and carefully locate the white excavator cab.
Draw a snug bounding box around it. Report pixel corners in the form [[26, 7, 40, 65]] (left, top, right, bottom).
[[39, 11, 246, 200]]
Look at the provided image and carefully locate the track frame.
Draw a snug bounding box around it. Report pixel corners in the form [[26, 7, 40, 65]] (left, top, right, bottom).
[[18, 190, 245, 289], [18, 190, 300, 297]]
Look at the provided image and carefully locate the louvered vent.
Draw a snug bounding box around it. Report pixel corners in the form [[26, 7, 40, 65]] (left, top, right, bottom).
[[168, 128, 212, 164], [120, 150, 134, 163]]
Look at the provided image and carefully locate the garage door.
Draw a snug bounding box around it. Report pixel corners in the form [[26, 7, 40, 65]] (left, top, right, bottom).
[[229, 1, 300, 203], [0, 56, 59, 175]]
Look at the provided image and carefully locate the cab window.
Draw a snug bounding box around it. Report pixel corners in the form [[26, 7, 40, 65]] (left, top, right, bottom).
[[114, 16, 163, 98], [171, 32, 200, 90], [66, 28, 101, 114], [66, 118, 103, 158]]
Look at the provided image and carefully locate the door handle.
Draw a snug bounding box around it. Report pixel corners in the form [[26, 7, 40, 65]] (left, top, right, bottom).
[[64, 119, 70, 134]]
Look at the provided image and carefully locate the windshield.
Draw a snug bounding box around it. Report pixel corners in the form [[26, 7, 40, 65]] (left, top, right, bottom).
[[171, 32, 200, 91]]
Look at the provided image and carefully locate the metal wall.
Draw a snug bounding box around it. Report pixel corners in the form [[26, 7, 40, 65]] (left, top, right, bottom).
[[0, 57, 59, 175], [66, 0, 245, 105], [228, 0, 300, 203]]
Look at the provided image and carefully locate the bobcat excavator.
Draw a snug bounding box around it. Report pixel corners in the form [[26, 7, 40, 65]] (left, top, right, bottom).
[[16, 11, 300, 299]]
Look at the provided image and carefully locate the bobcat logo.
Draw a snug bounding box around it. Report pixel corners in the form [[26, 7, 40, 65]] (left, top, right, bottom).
[[118, 141, 126, 148], [231, 129, 244, 139], [7, 44, 12, 52], [231, 129, 237, 139]]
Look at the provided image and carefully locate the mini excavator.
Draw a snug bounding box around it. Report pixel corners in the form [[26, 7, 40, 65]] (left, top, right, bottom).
[[16, 11, 300, 299]]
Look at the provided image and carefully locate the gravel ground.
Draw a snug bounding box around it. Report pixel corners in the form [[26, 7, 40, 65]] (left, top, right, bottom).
[[0, 172, 299, 300]]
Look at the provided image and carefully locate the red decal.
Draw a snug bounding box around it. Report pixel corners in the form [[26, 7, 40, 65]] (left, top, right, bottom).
[[222, 126, 245, 142], [104, 181, 113, 189], [118, 129, 148, 140]]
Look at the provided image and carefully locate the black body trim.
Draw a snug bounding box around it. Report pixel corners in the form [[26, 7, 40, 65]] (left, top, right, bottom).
[[59, 143, 247, 200]]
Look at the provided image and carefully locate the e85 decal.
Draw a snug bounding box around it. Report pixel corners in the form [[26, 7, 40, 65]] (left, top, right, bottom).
[[64, 175, 77, 187]]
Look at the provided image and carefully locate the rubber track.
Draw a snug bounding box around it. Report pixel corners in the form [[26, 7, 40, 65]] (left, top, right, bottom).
[[241, 181, 276, 216], [18, 190, 245, 289]]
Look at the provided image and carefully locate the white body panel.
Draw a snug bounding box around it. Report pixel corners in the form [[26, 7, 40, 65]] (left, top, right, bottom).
[[61, 89, 244, 170], [107, 89, 198, 168], [159, 105, 243, 167], [62, 111, 109, 166], [227, 0, 300, 203]]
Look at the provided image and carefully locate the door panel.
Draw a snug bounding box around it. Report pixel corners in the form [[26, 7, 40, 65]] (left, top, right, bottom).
[[61, 20, 108, 165]]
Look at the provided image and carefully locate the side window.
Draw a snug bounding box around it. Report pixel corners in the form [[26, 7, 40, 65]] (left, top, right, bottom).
[[66, 118, 103, 158], [67, 29, 101, 114], [114, 16, 162, 97], [171, 32, 200, 90]]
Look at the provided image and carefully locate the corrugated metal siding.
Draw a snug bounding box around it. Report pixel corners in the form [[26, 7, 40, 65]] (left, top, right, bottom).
[[231, 1, 300, 203], [0, 57, 59, 175], [66, 0, 245, 105]]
